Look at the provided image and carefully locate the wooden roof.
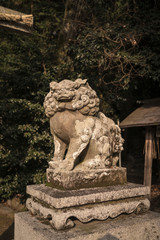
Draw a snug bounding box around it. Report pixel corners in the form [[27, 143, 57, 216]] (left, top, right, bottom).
[[0, 6, 33, 34], [120, 98, 160, 128]]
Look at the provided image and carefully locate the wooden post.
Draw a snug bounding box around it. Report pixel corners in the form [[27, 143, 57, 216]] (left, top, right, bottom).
[[144, 127, 153, 194], [124, 128, 128, 162]]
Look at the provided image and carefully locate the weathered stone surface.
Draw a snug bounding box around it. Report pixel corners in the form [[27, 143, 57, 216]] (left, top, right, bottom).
[[26, 197, 150, 230], [44, 79, 124, 172], [26, 183, 150, 230], [46, 167, 127, 190], [15, 211, 160, 240], [26, 183, 150, 209]]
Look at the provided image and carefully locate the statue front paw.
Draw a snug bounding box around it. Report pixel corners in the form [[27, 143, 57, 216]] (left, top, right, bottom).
[[63, 160, 74, 171]]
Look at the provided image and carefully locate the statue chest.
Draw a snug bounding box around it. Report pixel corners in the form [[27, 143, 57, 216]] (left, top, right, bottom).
[[49, 111, 84, 142]]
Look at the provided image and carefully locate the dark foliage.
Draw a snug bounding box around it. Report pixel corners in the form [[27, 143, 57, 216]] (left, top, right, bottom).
[[0, 0, 160, 200]]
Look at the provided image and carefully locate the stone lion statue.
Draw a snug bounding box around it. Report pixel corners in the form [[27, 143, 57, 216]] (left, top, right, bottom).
[[44, 79, 124, 171]]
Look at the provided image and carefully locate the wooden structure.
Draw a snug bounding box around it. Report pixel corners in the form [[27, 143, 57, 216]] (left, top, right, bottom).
[[120, 98, 160, 193], [0, 6, 33, 34]]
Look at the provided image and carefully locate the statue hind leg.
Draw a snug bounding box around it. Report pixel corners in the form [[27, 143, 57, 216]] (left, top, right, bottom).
[[63, 118, 95, 171], [63, 137, 91, 171]]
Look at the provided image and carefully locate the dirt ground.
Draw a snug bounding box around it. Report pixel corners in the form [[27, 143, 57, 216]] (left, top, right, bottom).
[[0, 184, 160, 240], [0, 204, 15, 240], [0, 197, 25, 240]]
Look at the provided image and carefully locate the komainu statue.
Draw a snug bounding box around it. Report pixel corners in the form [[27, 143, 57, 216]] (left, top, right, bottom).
[[44, 79, 124, 171], [26, 79, 149, 231]]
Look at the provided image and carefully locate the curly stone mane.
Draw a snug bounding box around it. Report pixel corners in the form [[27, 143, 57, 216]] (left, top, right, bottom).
[[44, 79, 100, 118]]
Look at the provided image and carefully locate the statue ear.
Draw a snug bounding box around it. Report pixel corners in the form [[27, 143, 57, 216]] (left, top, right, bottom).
[[50, 81, 58, 90], [75, 79, 87, 88]]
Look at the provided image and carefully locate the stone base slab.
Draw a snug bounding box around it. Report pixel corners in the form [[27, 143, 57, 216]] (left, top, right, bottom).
[[15, 211, 160, 240], [46, 167, 127, 189], [26, 183, 150, 230], [26, 183, 149, 209]]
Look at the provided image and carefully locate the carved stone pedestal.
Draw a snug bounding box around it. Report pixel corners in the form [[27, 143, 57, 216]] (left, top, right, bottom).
[[46, 167, 127, 190], [26, 183, 150, 230]]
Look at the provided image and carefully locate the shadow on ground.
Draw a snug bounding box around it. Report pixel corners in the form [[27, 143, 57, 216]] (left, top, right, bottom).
[[98, 233, 119, 240]]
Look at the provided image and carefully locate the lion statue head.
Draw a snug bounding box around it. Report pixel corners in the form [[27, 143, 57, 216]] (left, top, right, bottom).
[[44, 79, 100, 118]]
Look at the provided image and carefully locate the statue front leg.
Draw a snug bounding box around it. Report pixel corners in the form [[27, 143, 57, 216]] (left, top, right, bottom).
[[49, 134, 67, 169]]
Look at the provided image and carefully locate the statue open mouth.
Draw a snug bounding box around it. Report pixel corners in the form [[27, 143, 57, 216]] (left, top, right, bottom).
[[56, 95, 74, 101]]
